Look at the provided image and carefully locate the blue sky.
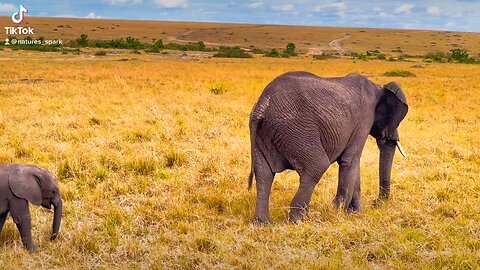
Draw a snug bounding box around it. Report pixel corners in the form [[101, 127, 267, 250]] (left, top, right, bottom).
[[0, 0, 479, 32]]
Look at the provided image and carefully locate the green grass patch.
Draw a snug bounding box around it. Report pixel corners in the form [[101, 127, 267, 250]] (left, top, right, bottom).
[[383, 70, 416, 77]]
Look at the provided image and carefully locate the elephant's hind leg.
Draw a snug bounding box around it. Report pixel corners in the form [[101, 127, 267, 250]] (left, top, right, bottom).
[[253, 152, 275, 224]]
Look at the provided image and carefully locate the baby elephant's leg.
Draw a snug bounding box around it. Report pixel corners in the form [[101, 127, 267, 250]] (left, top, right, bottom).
[[10, 200, 38, 252], [0, 211, 8, 233]]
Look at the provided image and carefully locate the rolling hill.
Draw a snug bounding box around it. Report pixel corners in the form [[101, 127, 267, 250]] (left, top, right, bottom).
[[1, 16, 479, 55]]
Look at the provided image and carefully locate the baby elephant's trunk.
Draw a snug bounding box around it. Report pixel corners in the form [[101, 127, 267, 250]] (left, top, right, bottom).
[[51, 194, 62, 240]]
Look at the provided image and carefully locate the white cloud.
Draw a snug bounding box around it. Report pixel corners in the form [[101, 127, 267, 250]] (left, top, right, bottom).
[[248, 2, 263, 9], [379, 12, 390, 18], [272, 4, 294, 12], [103, 0, 142, 4], [153, 0, 188, 8], [314, 2, 347, 12], [86, 12, 102, 18], [0, 3, 16, 12], [445, 21, 456, 27], [427, 6, 440, 16], [395, 4, 414, 14]]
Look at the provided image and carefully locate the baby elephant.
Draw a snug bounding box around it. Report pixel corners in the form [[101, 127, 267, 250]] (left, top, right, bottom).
[[0, 164, 62, 252]]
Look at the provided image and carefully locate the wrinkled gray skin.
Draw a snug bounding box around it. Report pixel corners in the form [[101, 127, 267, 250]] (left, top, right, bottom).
[[248, 72, 408, 223], [0, 164, 62, 252]]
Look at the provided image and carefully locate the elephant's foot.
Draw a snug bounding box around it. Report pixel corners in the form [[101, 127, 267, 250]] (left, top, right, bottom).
[[333, 195, 345, 209], [346, 201, 360, 213], [253, 215, 271, 225], [288, 207, 308, 223], [26, 243, 39, 253], [334, 196, 361, 213]]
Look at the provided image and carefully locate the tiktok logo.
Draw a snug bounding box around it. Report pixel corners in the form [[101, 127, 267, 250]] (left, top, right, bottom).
[[11, 4, 28, 24]]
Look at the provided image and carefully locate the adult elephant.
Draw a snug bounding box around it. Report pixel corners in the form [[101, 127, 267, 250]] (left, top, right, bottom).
[[248, 71, 408, 223]]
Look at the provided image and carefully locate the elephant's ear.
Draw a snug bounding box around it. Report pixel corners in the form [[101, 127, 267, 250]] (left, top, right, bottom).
[[8, 165, 42, 206], [384, 82, 408, 139]]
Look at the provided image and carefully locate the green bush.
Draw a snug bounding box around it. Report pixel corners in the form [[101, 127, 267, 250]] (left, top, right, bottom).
[[383, 70, 416, 77], [213, 46, 252, 58], [425, 52, 445, 62], [251, 48, 264, 54], [352, 53, 368, 61], [209, 84, 228, 95], [264, 49, 281, 57], [265, 43, 297, 58], [285, 42, 296, 56], [76, 34, 88, 47], [448, 48, 477, 64], [95, 36, 143, 49], [376, 53, 387, 60], [152, 39, 164, 49], [164, 41, 211, 52]]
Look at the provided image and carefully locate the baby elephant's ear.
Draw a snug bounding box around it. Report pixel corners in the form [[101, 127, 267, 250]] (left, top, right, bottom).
[[8, 165, 42, 206]]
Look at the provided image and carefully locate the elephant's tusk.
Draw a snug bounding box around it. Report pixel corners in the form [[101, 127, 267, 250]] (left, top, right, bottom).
[[396, 141, 407, 158]]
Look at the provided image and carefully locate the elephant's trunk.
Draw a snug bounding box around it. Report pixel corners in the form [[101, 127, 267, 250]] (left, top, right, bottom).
[[378, 140, 397, 201], [51, 194, 62, 240]]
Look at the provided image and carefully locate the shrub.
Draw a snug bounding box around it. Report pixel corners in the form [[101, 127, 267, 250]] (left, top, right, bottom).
[[164, 41, 211, 52], [383, 70, 416, 77], [449, 48, 469, 62], [95, 36, 143, 49], [95, 50, 107, 56], [264, 49, 281, 57], [209, 84, 228, 95], [285, 42, 296, 56], [251, 48, 264, 54], [352, 53, 368, 61], [165, 151, 186, 168], [448, 48, 477, 64], [376, 53, 387, 60], [152, 39, 164, 49], [425, 52, 445, 62], [126, 158, 157, 175], [76, 34, 88, 47], [313, 54, 329, 60], [144, 47, 160, 53], [213, 46, 252, 58]]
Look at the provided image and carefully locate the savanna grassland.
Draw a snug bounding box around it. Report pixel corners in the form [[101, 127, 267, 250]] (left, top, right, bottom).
[[1, 16, 480, 55], [0, 50, 479, 269]]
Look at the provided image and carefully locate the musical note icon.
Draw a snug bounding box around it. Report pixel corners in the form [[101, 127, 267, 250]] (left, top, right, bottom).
[[11, 5, 28, 24]]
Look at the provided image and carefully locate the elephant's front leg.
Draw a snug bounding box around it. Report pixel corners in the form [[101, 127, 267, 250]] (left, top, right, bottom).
[[10, 201, 38, 252], [334, 156, 361, 212]]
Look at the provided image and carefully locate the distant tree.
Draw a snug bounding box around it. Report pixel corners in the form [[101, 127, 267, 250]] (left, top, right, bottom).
[[285, 42, 296, 56], [197, 41, 206, 51], [153, 39, 164, 49], [76, 34, 88, 47], [449, 48, 470, 63]]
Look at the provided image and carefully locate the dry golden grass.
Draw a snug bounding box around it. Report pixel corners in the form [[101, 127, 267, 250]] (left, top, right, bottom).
[[0, 50, 479, 269], [1, 16, 479, 55]]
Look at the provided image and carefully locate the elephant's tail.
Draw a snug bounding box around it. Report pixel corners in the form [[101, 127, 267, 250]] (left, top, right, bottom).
[[248, 119, 260, 191]]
